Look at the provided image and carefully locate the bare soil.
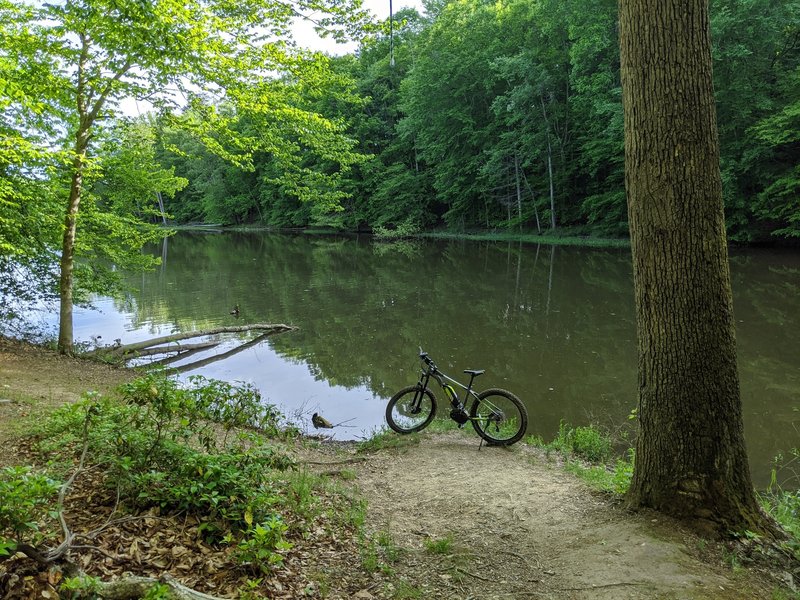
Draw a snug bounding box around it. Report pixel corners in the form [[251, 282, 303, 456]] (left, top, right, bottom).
[[0, 338, 793, 599]]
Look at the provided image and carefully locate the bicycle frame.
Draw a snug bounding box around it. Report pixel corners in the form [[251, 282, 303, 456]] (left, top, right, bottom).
[[420, 365, 480, 407], [414, 353, 483, 423]]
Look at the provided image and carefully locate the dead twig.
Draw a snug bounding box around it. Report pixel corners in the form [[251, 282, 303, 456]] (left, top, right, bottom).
[[46, 406, 94, 562], [454, 567, 492, 582]]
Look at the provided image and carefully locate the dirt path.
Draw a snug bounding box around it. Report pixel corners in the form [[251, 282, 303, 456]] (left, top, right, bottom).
[[351, 433, 775, 600], [0, 337, 133, 466]]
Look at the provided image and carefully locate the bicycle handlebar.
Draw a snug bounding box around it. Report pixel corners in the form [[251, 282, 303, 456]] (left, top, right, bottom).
[[419, 348, 437, 371]]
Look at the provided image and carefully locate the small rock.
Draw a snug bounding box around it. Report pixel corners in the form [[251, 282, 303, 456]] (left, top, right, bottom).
[[353, 589, 374, 599], [780, 571, 797, 592]]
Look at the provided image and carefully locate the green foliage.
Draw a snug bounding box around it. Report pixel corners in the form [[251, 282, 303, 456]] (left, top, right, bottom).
[[235, 516, 293, 575], [549, 421, 613, 463], [3, 0, 796, 262], [38, 377, 296, 539], [0, 0, 371, 347], [760, 448, 800, 560], [0, 466, 60, 552], [59, 575, 102, 599], [142, 583, 171, 600], [373, 219, 421, 240], [423, 535, 453, 555], [357, 428, 421, 453], [566, 449, 635, 495]]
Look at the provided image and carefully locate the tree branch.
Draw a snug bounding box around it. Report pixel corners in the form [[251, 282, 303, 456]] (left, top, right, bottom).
[[86, 323, 296, 358]]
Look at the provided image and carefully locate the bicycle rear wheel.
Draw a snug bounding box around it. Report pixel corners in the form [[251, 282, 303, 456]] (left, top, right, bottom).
[[470, 388, 527, 446], [386, 385, 437, 434]]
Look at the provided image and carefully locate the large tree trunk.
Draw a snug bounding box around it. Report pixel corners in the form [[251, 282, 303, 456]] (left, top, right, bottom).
[[619, 0, 776, 535]]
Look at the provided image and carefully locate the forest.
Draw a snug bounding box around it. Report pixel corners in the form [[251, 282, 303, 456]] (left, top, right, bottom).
[[2, 0, 798, 261], [157, 0, 800, 241]]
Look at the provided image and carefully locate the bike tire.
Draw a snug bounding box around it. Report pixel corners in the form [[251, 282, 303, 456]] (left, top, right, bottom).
[[469, 388, 528, 446], [385, 385, 437, 434]]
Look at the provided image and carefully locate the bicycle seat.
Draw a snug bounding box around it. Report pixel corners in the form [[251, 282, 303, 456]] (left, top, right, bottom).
[[463, 369, 485, 377]]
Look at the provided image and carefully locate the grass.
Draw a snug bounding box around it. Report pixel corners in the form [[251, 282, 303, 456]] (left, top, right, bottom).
[[565, 452, 634, 495], [526, 422, 634, 495], [357, 428, 421, 453], [424, 418, 467, 434], [424, 535, 454, 555], [377, 531, 404, 563]]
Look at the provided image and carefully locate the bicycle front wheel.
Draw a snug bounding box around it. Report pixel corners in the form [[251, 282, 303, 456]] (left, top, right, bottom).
[[470, 388, 528, 446], [386, 385, 437, 434]]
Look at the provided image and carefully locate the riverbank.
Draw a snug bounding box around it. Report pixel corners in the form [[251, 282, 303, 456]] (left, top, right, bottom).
[[216, 223, 632, 248], [0, 338, 795, 599]]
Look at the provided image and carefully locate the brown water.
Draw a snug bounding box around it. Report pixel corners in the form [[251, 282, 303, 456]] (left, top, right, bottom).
[[65, 232, 799, 487]]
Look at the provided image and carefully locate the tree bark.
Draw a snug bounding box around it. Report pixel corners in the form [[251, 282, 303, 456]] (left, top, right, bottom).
[[57, 140, 87, 354], [619, 0, 778, 535]]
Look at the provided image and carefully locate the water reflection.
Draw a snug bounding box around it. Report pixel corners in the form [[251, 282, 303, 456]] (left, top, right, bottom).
[[59, 233, 800, 487]]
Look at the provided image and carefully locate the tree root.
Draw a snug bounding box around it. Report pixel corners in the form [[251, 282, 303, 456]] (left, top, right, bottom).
[[96, 573, 228, 600]]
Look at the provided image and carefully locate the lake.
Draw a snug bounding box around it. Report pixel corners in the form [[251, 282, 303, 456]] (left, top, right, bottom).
[[56, 232, 800, 487]]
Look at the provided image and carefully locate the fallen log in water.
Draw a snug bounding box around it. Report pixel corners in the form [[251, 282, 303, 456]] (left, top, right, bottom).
[[84, 324, 297, 364]]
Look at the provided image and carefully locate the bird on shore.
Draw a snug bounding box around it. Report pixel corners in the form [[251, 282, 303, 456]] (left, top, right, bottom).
[[229, 304, 240, 316], [312, 412, 334, 429]]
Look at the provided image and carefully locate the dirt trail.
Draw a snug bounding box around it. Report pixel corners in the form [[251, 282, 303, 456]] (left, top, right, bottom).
[[353, 433, 771, 600]]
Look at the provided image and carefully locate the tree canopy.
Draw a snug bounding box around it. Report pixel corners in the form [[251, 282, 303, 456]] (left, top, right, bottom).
[[131, 0, 800, 241], [0, 0, 370, 349]]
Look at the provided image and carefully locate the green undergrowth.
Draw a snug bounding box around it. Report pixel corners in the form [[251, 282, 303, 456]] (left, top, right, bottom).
[[0, 374, 364, 591], [759, 449, 800, 561], [525, 420, 635, 495]]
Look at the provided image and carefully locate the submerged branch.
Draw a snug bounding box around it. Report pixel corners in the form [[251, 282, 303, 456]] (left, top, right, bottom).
[[84, 324, 297, 360], [169, 332, 274, 374]]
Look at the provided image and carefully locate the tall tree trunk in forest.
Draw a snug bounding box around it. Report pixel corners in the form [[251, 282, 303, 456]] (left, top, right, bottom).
[[540, 97, 557, 230], [522, 171, 541, 234], [57, 133, 89, 353], [546, 144, 555, 230], [619, 0, 778, 535], [513, 155, 523, 231]]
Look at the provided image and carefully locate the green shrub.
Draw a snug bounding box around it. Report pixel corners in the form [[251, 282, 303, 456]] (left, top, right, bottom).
[[235, 516, 293, 575], [760, 450, 800, 560], [0, 466, 60, 554], [124, 437, 294, 534], [34, 377, 296, 541], [549, 421, 613, 463], [571, 426, 613, 463], [373, 219, 420, 240], [59, 575, 101, 599]]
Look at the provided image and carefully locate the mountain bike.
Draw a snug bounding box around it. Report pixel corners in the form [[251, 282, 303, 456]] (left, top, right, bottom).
[[385, 349, 528, 446]]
